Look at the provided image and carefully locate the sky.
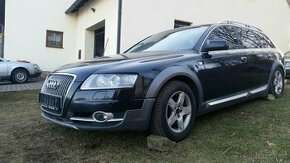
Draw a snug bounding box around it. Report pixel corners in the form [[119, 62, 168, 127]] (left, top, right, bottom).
[[0, 0, 5, 25]]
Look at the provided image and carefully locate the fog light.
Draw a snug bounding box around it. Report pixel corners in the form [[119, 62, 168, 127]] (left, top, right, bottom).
[[92, 111, 114, 123]]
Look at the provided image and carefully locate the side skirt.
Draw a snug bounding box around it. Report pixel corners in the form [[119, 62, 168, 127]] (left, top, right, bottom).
[[197, 85, 268, 116]]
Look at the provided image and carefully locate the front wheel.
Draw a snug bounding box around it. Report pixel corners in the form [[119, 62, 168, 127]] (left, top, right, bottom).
[[269, 68, 284, 98], [151, 81, 196, 142], [11, 69, 28, 84]]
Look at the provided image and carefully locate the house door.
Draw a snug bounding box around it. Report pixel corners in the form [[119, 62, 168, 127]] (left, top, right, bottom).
[[94, 27, 105, 57]]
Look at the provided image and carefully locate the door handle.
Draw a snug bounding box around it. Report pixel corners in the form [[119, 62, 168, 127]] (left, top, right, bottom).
[[241, 57, 247, 62]]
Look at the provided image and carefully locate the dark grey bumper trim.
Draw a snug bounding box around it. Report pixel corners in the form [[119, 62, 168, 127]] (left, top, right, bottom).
[[41, 112, 79, 130], [41, 98, 156, 131]]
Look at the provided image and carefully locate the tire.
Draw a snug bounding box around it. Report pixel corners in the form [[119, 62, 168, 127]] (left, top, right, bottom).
[[269, 67, 284, 98], [11, 69, 28, 84], [151, 80, 197, 142]]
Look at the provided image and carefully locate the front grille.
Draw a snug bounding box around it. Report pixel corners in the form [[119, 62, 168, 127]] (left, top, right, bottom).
[[40, 74, 75, 114], [42, 74, 74, 97]]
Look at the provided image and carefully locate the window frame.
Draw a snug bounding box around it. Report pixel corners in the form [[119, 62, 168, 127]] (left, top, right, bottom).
[[46, 30, 64, 49]]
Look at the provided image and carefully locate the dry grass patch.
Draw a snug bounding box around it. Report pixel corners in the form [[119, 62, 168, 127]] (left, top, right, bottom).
[[0, 88, 289, 162]]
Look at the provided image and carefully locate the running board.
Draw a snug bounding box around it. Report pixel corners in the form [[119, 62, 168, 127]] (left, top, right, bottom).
[[207, 85, 268, 106], [249, 85, 268, 94]]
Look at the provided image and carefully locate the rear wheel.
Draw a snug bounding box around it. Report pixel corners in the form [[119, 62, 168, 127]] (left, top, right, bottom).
[[151, 81, 196, 142], [269, 68, 284, 98], [11, 69, 28, 84]]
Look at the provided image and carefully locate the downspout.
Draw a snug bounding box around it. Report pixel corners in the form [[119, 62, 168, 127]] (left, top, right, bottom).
[[116, 0, 122, 54], [0, 24, 4, 58]]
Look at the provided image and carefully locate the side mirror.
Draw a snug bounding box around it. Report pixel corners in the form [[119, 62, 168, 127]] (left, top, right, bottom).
[[203, 40, 229, 52]]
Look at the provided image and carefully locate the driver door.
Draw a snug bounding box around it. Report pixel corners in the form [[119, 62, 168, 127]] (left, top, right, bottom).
[[198, 25, 248, 101]]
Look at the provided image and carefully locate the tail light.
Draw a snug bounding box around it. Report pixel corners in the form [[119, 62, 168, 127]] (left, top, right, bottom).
[[17, 60, 30, 63]]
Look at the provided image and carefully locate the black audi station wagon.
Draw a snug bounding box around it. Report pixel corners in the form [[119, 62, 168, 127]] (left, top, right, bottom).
[[39, 21, 285, 141]]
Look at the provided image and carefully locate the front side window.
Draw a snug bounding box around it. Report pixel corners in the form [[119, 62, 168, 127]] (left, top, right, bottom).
[[205, 26, 240, 49], [46, 30, 63, 48], [237, 28, 262, 49], [126, 26, 209, 53]]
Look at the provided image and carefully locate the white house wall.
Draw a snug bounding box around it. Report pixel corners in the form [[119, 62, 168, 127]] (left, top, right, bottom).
[[4, 0, 78, 71], [4, 0, 290, 71], [121, 0, 290, 53], [74, 0, 118, 60]]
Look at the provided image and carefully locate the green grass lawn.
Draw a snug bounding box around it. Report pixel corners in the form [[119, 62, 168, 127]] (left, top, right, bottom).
[[0, 86, 289, 162]]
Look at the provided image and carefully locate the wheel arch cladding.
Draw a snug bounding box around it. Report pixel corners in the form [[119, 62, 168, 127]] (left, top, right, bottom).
[[146, 66, 203, 106]]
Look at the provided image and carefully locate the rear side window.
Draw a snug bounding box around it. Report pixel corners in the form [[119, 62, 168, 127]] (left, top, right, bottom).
[[237, 27, 262, 49], [206, 26, 240, 49], [255, 32, 275, 48]]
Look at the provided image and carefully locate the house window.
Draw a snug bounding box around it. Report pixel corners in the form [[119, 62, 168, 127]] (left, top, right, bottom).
[[174, 20, 192, 28], [46, 30, 63, 48]]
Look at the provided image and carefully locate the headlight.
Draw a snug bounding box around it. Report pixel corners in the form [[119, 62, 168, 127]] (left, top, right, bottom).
[[81, 74, 138, 90], [33, 64, 40, 70]]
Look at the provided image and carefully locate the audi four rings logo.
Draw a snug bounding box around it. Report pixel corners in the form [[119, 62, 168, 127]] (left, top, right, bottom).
[[46, 79, 60, 89]]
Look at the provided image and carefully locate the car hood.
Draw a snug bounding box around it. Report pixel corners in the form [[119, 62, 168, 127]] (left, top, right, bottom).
[[54, 51, 198, 81]]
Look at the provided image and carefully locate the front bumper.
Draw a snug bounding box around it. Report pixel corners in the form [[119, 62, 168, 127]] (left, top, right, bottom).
[[41, 98, 155, 131], [30, 70, 42, 78]]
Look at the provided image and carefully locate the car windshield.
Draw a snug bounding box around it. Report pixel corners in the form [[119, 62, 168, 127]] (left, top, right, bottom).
[[125, 26, 209, 53]]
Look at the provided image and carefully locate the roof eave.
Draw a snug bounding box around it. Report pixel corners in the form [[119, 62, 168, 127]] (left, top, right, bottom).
[[65, 0, 90, 14]]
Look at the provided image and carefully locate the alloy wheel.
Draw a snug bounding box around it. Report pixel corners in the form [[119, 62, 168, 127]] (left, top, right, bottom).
[[273, 70, 283, 95], [166, 91, 192, 133]]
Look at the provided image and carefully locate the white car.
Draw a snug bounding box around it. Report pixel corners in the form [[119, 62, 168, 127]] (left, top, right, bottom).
[[0, 58, 42, 83]]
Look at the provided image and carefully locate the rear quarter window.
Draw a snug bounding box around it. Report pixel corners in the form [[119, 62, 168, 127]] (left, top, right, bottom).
[[255, 32, 275, 48]]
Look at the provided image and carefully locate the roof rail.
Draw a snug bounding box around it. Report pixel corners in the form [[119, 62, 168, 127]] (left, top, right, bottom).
[[218, 20, 262, 32]]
